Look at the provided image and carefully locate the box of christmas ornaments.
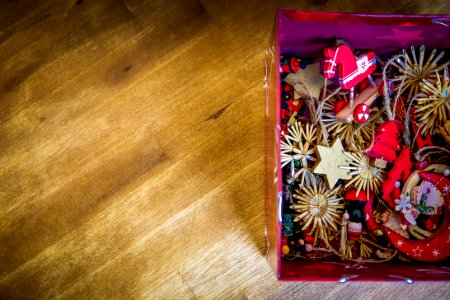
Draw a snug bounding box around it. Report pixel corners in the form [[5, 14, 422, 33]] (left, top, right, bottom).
[[264, 10, 450, 281]]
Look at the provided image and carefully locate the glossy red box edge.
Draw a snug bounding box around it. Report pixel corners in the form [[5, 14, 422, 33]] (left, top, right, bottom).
[[264, 9, 450, 282]]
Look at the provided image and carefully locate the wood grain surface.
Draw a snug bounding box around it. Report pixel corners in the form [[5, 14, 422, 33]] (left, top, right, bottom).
[[1, 0, 449, 299]]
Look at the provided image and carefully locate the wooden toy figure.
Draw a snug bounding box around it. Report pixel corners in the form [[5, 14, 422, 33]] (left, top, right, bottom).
[[323, 44, 377, 102], [323, 44, 380, 122], [280, 55, 306, 79], [343, 189, 370, 241]]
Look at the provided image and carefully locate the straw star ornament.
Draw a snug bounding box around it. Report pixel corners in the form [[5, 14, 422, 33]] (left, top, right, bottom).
[[280, 122, 318, 185]]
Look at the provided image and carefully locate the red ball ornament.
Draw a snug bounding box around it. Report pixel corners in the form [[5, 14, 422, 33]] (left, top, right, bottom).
[[353, 103, 370, 123]]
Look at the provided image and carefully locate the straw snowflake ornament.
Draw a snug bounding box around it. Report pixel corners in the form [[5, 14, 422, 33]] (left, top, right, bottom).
[[321, 94, 379, 150], [280, 122, 318, 185], [415, 65, 450, 135], [342, 152, 385, 196], [391, 45, 447, 100], [291, 177, 344, 242]]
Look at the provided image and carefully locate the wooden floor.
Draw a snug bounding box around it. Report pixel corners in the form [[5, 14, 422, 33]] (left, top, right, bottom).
[[1, 0, 449, 299]]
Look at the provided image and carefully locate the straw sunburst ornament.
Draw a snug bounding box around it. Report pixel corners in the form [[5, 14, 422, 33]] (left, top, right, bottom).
[[342, 152, 385, 196], [280, 122, 318, 185], [321, 94, 379, 150], [291, 178, 344, 242], [391, 45, 447, 100], [415, 65, 450, 135]]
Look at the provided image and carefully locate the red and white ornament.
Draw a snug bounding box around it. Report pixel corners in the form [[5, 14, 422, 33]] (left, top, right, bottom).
[[383, 172, 450, 262], [323, 44, 377, 90], [353, 103, 370, 123]]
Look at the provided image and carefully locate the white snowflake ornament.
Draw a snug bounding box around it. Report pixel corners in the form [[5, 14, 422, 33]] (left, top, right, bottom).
[[394, 193, 412, 213]]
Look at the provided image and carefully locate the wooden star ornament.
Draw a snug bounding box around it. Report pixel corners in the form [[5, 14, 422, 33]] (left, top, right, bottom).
[[313, 138, 352, 188], [284, 62, 328, 99]]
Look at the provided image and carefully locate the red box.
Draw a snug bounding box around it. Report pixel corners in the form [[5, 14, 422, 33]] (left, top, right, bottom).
[[264, 10, 450, 281]]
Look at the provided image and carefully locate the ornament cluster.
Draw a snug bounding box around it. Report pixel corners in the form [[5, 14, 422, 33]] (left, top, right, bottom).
[[280, 43, 450, 263]]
